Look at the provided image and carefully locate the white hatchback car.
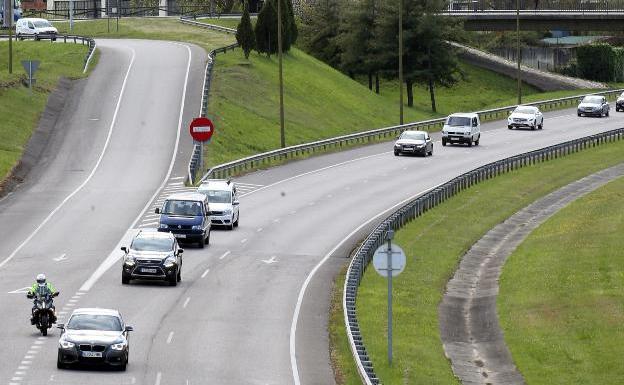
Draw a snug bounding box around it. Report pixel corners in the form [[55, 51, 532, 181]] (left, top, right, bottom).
[[16, 18, 58, 41], [507, 105, 544, 130]]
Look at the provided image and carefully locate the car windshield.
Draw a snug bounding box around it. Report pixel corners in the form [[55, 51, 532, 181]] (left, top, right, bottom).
[[200, 189, 231, 204], [514, 107, 535, 114], [67, 314, 122, 331], [447, 116, 471, 126], [131, 237, 173, 252], [33, 20, 52, 28], [582, 96, 602, 104], [400, 132, 425, 141], [161, 200, 203, 216]]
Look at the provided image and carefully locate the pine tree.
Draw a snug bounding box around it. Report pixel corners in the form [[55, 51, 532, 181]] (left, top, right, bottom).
[[299, 0, 341, 68], [236, 0, 256, 59], [255, 0, 278, 56]]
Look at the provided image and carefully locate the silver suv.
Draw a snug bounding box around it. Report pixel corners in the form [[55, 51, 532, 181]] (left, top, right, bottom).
[[197, 179, 240, 230]]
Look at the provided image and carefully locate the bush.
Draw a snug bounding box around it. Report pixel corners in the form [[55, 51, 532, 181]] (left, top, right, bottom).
[[576, 44, 616, 82]]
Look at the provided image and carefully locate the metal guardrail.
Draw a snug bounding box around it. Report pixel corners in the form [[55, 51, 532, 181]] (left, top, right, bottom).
[[0, 34, 96, 73], [181, 18, 238, 183], [343, 126, 624, 385], [196, 88, 623, 183], [444, 0, 624, 12]]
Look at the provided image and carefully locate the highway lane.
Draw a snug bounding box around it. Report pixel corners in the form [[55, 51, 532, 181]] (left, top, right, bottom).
[[1, 38, 623, 385], [36, 105, 624, 385], [0, 39, 206, 385]]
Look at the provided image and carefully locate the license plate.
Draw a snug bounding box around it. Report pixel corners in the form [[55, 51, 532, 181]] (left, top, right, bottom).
[[82, 351, 102, 358], [141, 268, 157, 273], [174, 234, 186, 238]]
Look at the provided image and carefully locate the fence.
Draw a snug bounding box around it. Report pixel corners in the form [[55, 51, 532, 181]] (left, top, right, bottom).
[[446, 0, 624, 12], [343, 126, 624, 385], [0, 33, 96, 72], [195, 88, 624, 184]]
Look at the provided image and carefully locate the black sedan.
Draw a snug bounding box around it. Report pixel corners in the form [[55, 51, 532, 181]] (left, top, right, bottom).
[[57, 308, 133, 370], [394, 130, 433, 157], [121, 229, 183, 286]]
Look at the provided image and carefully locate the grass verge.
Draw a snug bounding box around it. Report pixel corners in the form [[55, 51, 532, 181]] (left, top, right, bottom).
[[329, 139, 624, 384], [498, 177, 624, 385], [0, 41, 90, 186]]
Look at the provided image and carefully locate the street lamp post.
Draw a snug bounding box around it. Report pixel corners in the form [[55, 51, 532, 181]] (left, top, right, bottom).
[[277, 0, 285, 148], [399, 0, 404, 125], [516, 0, 521, 104]]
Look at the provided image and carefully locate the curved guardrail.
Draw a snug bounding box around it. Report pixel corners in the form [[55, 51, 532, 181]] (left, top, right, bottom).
[[343, 127, 624, 385], [197, 88, 623, 183], [0, 34, 96, 73]]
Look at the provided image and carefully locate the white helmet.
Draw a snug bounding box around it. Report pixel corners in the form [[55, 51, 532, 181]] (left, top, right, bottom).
[[36, 274, 46, 285]]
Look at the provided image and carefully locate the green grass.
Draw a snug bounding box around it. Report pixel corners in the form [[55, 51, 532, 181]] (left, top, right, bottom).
[[0, 41, 90, 185], [52, 18, 234, 52], [498, 177, 624, 385], [328, 140, 624, 384]]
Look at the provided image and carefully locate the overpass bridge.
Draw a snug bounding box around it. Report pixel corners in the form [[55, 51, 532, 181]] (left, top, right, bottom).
[[443, 0, 624, 30]]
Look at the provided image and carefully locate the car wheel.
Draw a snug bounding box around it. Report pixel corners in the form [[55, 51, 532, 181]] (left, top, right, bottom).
[[578, 112, 582, 117], [467, 139, 472, 147], [394, 150, 400, 156], [205, 230, 211, 245], [475, 135, 480, 146], [122, 275, 130, 285], [52, 37, 57, 42], [34, 34, 39, 41], [177, 268, 181, 282], [539, 122, 543, 130], [57, 353, 66, 369], [442, 139, 447, 146], [508, 125, 513, 130], [531, 124, 536, 130], [606, 109, 610, 117], [168, 274, 177, 286], [429, 147, 433, 156], [234, 216, 239, 227], [119, 362, 127, 371]]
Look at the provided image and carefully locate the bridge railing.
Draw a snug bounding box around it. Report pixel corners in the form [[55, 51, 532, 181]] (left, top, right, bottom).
[[445, 0, 624, 12]]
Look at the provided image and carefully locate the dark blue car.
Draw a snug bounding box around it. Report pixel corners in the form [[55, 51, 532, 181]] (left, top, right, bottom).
[[155, 192, 211, 248]]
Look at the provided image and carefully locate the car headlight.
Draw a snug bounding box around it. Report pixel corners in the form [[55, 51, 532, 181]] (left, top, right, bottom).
[[59, 339, 75, 349], [191, 225, 202, 230], [164, 255, 176, 268], [394, 143, 400, 148], [417, 144, 425, 147], [223, 209, 232, 215], [124, 255, 136, 266], [111, 341, 127, 351], [159, 223, 168, 229]]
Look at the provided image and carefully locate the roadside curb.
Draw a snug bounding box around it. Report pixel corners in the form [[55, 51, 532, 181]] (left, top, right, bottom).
[[439, 162, 624, 385]]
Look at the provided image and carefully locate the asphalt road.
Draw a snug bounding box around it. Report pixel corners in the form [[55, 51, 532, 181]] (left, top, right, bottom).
[[1, 39, 624, 385]]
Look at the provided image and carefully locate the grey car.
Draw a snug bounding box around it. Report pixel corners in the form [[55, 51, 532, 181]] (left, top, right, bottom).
[[394, 130, 433, 156], [57, 308, 133, 370], [577, 95, 610, 117]]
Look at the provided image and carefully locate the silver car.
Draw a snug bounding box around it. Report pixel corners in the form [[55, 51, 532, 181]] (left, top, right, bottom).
[[394, 130, 433, 157], [57, 308, 133, 370], [577, 95, 610, 117], [507, 105, 544, 130]]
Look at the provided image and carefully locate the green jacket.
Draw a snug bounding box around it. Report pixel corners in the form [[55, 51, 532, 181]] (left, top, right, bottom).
[[28, 282, 56, 296]]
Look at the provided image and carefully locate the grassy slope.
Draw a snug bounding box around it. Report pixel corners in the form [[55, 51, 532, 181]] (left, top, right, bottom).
[[0, 41, 89, 185], [52, 18, 234, 51], [499, 178, 624, 385], [330, 140, 624, 384]]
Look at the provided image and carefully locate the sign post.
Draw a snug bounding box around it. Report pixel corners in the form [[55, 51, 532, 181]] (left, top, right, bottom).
[[21, 60, 40, 94], [372, 228, 407, 365], [189, 117, 215, 177]]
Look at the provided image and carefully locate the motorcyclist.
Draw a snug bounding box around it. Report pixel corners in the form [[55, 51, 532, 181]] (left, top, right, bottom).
[[27, 274, 58, 324]]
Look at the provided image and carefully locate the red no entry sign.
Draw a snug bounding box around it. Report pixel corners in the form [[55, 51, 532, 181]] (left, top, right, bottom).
[[189, 117, 214, 142]]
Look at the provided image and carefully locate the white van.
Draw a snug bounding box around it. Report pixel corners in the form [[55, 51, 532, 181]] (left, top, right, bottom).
[[197, 179, 240, 230], [442, 113, 481, 147], [16, 18, 58, 41]]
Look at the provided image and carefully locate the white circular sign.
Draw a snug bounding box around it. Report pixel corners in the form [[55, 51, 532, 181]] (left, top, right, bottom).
[[372, 243, 406, 277]]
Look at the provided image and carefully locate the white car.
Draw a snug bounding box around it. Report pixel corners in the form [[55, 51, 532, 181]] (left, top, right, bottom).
[[442, 113, 481, 147], [16, 18, 58, 41], [507, 105, 544, 130], [615, 92, 624, 112], [197, 179, 240, 230]]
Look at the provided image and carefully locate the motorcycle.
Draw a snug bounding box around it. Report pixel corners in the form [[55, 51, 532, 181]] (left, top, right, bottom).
[[27, 286, 59, 336]]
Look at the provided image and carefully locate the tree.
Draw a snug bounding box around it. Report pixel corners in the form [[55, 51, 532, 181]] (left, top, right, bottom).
[[236, 0, 256, 59], [255, 0, 278, 56], [299, 0, 342, 68], [335, 0, 380, 92]]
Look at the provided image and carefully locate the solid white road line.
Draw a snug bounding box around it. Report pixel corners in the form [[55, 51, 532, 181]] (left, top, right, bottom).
[[0, 47, 137, 272], [240, 239, 247, 244], [166, 331, 174, 344], [235, 182, 264, 187], [155, 372, 162, 385], [183, 297, 190, 308], [201, 269, 210, 278], [289, 181, 446, 385], [79, 43, 193, 292], [219, 250, 230, 260]]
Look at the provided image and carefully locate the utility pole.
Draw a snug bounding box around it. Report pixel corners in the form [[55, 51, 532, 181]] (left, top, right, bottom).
[[6, 0, 13, 74], [69, 0, 74, 32], [399, 0, 404, 125], [278, 0, 286, 148], [516, 0, 521, 104]]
